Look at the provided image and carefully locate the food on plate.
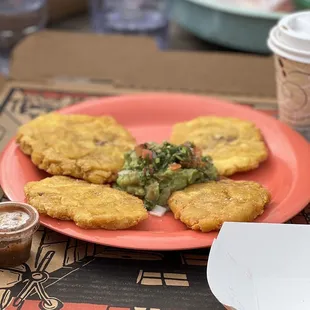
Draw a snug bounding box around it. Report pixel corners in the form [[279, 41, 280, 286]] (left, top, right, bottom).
[[16, 113, 136, 184], [115, 141, 219, 210], [24, 176, 148, 230], [16, 110, 272, 234], [170, 116, 268, 176], [168, 179, 270, 232]]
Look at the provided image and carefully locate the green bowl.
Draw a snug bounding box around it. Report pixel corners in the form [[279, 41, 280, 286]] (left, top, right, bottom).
[[293, 0, 310, 9], [171, 0, 287, 53]]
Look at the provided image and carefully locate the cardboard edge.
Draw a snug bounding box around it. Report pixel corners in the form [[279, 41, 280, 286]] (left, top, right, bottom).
[[0, 75, 6, 93], [3, 80, 278, 109]]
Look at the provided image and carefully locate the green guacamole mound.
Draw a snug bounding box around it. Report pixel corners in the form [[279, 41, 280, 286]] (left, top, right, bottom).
[[114, 141, 218, 210]]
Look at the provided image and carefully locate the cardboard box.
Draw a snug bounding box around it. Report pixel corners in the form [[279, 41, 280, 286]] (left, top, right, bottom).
[[0, 30, 278, 151], [207, 222, 310, 310]]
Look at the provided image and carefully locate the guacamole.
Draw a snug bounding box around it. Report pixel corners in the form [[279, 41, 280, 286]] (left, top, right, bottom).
[[115, 141, 218, 210]]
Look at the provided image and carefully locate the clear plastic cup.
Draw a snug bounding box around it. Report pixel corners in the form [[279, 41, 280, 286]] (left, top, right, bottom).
[[0, 202, 39, 267], [0, 0, 48, 76], [89, 0, 170, 49]]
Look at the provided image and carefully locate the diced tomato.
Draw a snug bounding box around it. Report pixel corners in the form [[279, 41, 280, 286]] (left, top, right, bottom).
[[149, 166, 154, 174], [141, 149, 153, 159], [169, 163, 182, 171], [183, 141, 192, 148], [135, 145, 144, 156], [193, 146, 202, 157]]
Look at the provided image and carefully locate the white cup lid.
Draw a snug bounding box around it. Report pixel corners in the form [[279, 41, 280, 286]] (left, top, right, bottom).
[[268, 11, 310, 63]]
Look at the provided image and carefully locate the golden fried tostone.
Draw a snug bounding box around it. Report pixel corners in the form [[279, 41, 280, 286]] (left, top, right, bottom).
[[170, 116, 268, 176], [25, 176, 148, 230], [168, 179, 270, 232], [16, 113, 136, 184]]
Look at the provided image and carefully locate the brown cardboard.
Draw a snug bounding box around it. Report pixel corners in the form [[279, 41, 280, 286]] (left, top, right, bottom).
[[0, 74, 5, 91], [10, 31, 157, 83], [6, 30, 277, 106]]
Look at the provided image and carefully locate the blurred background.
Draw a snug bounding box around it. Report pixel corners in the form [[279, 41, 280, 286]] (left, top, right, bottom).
[[0, 0, 309, 75]]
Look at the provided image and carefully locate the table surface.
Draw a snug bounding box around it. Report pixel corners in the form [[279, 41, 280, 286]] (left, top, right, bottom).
[[0, 15, 306, 310]]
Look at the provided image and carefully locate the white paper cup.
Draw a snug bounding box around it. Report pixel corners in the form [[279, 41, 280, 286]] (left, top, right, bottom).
[[267, 11, 310, 140]]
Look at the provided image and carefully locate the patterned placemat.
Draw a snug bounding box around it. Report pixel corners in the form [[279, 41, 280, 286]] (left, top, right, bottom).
[[0, 87, 309, 310]]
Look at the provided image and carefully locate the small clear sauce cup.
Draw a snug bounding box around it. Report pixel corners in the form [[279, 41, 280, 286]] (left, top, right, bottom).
[[0, 202, 39, 267]]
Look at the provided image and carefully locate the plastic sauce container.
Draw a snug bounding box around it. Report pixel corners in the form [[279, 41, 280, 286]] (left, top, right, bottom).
[[0, 202, 39, 267]]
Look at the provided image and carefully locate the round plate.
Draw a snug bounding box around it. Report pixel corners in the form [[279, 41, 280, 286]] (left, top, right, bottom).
[[171, 0, 287, 53], [1, 93, 310, 250]]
